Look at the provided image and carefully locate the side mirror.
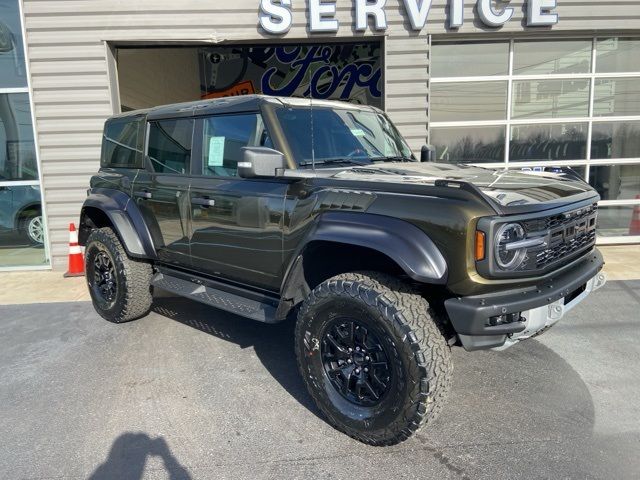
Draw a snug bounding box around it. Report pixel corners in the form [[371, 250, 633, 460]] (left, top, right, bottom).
[[420, 144, 436, 162], [238, 147, 287, 178]]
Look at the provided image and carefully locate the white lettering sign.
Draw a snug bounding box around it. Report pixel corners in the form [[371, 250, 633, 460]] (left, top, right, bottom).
[[528, 0, 559, 26], [477, 0, 514, 27], [258, 0, 559, 34], [259, 0, 293, 34], [402, 0, 434, 31], [449, 0, 465, 28], [355, 0, 388, 31], [310, 0, 339, 32]]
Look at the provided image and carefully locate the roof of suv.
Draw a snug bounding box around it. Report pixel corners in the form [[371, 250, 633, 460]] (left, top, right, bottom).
[[110, 95, 380, 121]]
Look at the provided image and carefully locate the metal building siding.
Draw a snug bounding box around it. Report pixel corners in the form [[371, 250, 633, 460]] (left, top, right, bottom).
[[21, 0, 640, 269]]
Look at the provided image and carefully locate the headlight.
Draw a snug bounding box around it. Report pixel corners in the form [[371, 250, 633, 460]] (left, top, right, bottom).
[[495, 223, 527, 270]]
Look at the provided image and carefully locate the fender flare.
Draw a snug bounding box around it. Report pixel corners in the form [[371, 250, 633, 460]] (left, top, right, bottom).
[[79, 188, 157, 259], [278, 212, 448, 316]]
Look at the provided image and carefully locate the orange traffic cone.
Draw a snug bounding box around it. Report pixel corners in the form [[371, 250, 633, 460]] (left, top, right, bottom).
[[64, 223, 85, 277], [629, 195, 640, 236]]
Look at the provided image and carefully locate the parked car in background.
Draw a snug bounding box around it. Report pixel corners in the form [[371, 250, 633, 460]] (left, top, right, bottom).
[[0, 184, 44, 245]]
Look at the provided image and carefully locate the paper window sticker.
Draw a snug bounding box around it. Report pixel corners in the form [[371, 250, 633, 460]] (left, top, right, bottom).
[[350, 128, 366, 137], [208, 136, 225, 167]]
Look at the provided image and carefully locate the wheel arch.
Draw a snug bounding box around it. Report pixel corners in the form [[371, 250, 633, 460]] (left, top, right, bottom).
[[79, 188, 157, 260], [276, 212, 448, 320], [13, 201, 41, 229]]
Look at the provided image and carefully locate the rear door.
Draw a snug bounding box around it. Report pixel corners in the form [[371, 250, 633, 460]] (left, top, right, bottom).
[[188, 112, 288, 292], [133, 116, 194, 267]]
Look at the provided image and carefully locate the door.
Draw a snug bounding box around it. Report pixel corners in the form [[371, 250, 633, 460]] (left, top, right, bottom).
[[133, 117, 194, 267], [189, 112, 288, 291]]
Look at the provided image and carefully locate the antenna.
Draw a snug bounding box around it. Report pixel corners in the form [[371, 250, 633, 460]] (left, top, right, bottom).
[[310, 87, 315, 171]]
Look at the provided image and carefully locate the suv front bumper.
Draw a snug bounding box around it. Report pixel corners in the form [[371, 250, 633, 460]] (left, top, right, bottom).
[[444, 249, 606, 351]]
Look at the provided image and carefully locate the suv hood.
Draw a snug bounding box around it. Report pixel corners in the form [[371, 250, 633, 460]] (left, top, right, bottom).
[[329, 162, 596, 209]]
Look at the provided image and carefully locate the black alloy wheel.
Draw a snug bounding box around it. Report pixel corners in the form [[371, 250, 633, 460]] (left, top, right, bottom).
[[92, 250, 117, 304], [321, 319, 392, 407]]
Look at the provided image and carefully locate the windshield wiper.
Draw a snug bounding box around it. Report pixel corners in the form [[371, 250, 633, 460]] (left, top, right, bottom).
[[299, 157, 370, 167]]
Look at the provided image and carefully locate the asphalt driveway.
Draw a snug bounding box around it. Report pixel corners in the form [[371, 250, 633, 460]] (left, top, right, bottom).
[[1, 281, 639, 479]]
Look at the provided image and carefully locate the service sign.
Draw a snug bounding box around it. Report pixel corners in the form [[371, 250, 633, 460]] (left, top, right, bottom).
[[259, 0, 559, 34]]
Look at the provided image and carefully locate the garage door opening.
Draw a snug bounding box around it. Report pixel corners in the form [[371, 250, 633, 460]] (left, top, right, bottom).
[[114, 42, 383, 112]]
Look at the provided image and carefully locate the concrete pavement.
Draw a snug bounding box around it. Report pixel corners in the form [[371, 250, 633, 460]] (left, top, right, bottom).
[[0, 280, 639, 479], [0, 245, 637, 306]]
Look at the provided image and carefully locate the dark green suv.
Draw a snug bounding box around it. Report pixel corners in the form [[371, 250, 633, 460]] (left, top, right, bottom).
[[79, 95, 606, 445]]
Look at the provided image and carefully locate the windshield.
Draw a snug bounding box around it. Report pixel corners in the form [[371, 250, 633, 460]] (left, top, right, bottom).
[[275, 106, 414, 167]]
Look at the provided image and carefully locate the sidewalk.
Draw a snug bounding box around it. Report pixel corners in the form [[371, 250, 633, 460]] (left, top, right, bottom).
[[0, 246, 637, 305]]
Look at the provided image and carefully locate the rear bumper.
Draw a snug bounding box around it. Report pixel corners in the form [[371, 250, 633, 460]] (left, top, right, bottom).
[[444, 249, 606, 351]]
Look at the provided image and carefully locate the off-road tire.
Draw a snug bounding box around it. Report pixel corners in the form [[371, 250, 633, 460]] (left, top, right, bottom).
[[295, 272, 452, 446], [85, 227, 153, 323]]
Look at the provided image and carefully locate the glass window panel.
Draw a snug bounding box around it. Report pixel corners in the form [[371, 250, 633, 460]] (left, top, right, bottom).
[[431, 42, 509, 77], [0, 93, 37, 181], [511, 79, 590, 119], [596, 38, 640, 73], [0, 1, 27, 88], [430, 126, 505, 163], [593, 78, 640, 117], [430, 82, 507, 122], [201, 114, 271, 177], [147, 119, 193, 174], [596, 206, 640, 238], [101, 117, 144, 168], [590, 164, 640, 200], [510, 123, 588, 161], [0, 185, 48, 267], [513, 40, 592, 75], [591, 121, 640, 159]]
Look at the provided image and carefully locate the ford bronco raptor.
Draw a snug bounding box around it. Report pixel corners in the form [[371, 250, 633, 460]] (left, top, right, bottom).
[[79, 95, 606, 446]]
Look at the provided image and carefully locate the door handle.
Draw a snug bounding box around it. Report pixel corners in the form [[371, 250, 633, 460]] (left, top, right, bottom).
[[135, 191, 152, 199], [191, 197, 215, 207]]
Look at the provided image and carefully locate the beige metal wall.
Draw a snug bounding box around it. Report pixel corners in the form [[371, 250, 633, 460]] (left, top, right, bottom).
[[21, 0, 640, 269]]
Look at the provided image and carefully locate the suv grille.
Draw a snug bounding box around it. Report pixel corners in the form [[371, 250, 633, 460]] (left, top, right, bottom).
[[524, 204, 598, 269]]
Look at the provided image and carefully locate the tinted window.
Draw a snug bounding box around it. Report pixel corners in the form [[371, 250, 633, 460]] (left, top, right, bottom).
[[431, 82, 507, 122], [596, 38, 640, 73], [148, 119, 193, 174], [513, 40, 591, 75], [101, 117, 143, 168], [430, 126, 505, 164], [201, 114, 271, 177], [0, 93, 37, 180], [431, 42, 509, 77], [0, 1, 27, 88]]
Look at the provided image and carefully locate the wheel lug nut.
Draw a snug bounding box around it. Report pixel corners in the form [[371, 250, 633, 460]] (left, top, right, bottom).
[[365, 356, 370, 361], [355, 368, 360, 374], [356, 347, 360, 351], [347, 359, 352, 363], [364, 368, 369, 372], [348, 348, 352, 352]]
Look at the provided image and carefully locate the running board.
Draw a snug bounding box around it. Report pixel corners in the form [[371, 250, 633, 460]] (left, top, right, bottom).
[[151, 272, 278, 323]]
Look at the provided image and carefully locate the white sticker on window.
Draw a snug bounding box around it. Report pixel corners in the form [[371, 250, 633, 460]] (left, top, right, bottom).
[[350, 128, 366, 137], [208, 137, 225, 167]]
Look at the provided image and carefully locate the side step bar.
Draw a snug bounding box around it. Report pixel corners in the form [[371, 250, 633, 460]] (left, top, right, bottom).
[[151, 271, 279, 323]]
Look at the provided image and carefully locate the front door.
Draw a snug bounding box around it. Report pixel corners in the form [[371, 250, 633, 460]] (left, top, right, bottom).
[[189, 112, 288, 292], [133, 117, 194, 267]]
